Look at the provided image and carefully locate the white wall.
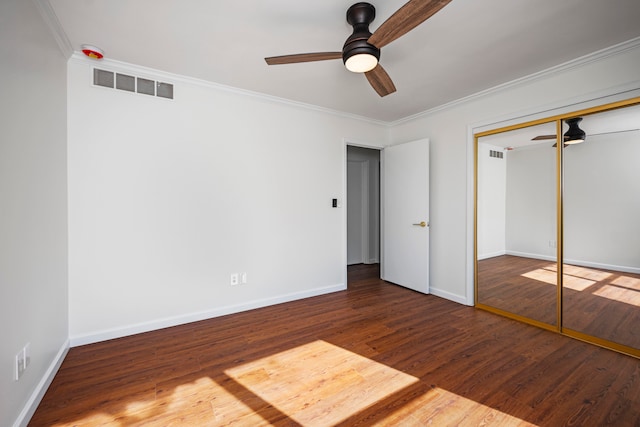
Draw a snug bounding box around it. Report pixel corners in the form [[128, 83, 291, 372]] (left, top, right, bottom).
[[389, 41, 640, 303], [477, 143, 506, 259], [67, 58, 387, 343], [505, 145, 557, 260], [565, 131, 640, 272], [0, 1, 69, 426]]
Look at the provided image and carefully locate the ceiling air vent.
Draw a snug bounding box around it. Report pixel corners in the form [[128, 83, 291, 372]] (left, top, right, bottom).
[[137, 78, 155, 96], [92, 68, 174, 100], [116, 73, 135, 92], [489, 150, 503, 159], [156, 82, 173, 99], [93, 68, 114, 88]]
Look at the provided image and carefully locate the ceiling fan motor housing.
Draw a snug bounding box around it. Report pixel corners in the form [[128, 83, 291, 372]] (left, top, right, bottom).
[[342, 2, 380, 65]]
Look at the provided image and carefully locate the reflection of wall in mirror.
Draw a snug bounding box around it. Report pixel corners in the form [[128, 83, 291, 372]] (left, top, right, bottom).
[[477, 143, 506, 260], [505, 145, 557, 261], [564, 131, 640, 273]]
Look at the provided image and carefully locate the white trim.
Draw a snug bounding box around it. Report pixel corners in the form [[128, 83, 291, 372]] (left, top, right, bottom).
[[477, 250, 506, 261], [430, 288, 468, 306], [33, 0, 73, 58], [391, 37, 640, 127], [13, 340, 69, 427], [563, 259, 640, 276], [69, 53, 389, 127], [70, 284, 345, 347], [343, 139, 386, 150], [465, 125, 476, 306], [505, 251, 556, 263], [342, 143, 349, 286], [499, 251, 640, 275]]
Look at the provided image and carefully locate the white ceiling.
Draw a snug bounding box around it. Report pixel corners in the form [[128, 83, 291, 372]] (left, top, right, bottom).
[[49, 0, 640, 122]]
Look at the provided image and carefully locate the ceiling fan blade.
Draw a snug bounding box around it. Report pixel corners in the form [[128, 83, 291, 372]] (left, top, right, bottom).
[[531, 134, 557, 141], [265, 52, 342, 65], [365, 64, 396, 97], [368, 0, 452, 49]]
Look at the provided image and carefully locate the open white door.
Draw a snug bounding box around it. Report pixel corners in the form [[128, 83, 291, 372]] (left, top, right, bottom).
[[382, 138, 430, 293]]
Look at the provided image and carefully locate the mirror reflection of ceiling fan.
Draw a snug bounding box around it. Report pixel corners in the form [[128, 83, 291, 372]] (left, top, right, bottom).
[[531, 117, 640, 147], [264, 0, 452, 97]]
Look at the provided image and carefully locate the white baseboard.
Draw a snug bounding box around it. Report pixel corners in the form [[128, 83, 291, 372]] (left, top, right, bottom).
[[477, 250, 506, 260], [13, 339, 69, 427], [505, 251, 556, 262], [70, 283, 346, 347], [430, 287, 470, 306], [505, 251, 640, 274], [563, 258, 640, 275]]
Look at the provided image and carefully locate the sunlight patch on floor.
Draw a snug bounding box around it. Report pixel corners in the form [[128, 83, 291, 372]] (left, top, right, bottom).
[[557, 264, 613, 282], [593, 284, 640, 307], [562, 274, 597, 291], [50, 413, 117, 427], [520, 264, 617, 291], [373, 387, 537, 426], [612, 275, 640, 290], [225, 340, 418, 426], [522, 265, 640, 307], [521, 268, 558, 286]]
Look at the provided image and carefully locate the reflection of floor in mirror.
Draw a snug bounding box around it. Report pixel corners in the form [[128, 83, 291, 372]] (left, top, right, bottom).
[[477, 255, 640, 349]]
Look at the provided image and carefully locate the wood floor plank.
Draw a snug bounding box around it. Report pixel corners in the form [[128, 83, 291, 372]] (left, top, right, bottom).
[[29, 264, 640, 426]]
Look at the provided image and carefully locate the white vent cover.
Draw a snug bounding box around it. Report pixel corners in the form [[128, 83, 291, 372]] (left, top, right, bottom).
[[93, 68, 173, 99]]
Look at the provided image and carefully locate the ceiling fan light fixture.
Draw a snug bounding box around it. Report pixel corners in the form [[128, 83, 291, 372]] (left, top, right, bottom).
[[345, 53, 378, 73], [342, 3, 379, 73], [563, 117, 586, 144]]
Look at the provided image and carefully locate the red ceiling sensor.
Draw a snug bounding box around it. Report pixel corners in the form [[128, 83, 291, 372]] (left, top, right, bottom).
[[81, 44, 104, 60]]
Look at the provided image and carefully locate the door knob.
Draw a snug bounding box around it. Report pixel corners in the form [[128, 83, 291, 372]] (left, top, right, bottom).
[[413, 221, 428, 227]]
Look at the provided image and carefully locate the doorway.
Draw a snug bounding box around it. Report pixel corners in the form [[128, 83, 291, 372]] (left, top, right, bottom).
[[346, 139, 431, 294], [346, 146, 381, 267]]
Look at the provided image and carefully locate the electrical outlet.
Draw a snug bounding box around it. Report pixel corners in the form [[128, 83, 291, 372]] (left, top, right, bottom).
[[15, 349, 25, 381], [230, 273, 239, 286], [241, 272, 247, 284]]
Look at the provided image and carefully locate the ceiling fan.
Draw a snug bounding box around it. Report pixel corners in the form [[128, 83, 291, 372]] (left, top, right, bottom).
[[531, 117, 586, 147], [531, 117, 639, 147], [264, 0, 452, 97]]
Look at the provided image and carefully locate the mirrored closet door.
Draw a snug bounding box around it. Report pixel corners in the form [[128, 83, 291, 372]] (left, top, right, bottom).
[[475, 98, 640, 357], [562, 103, 640, 352], [476, 122, 558, 328]]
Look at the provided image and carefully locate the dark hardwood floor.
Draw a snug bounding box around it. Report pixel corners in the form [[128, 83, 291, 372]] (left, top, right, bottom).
[[477, 255, 558, 325], [30, 264, 640, 426], [478, 255, 640, 350]]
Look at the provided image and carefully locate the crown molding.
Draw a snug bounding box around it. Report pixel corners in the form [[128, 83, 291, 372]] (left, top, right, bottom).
[[33, 0, 73, 59], [390, 36, 640, 127], [68, 53, 390, 128]]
